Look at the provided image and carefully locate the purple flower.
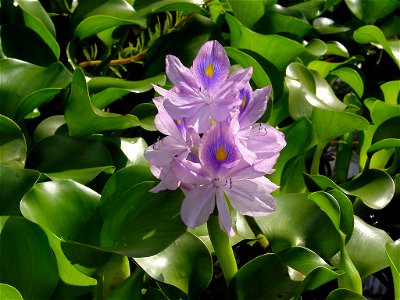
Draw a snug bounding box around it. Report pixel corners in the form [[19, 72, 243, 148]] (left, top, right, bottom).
[[171, 121, 278, 236], [154, 40, 252, 133]]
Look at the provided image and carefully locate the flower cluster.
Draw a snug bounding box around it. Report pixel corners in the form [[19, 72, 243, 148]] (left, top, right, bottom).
[[145, 40, 286, 236]]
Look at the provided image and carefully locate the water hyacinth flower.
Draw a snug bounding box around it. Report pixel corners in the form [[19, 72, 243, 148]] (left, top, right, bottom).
[[154, 40, 252, 133], [145, 40, 286, 236]]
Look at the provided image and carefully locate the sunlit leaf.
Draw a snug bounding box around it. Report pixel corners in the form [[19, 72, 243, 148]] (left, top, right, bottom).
[[0, 216, 59, 299], [227, 0, 273, 28], [0, 165, 40, 215], [134, 232, 212, 297], [100, 181, 186, 257], [330, 67, 364, 98], [386, 239, 400, 299], [228, 253, 299, 300], [313, 17, 350, 34], [345, 0, 400, 24], [326, 288, 367, 300], [354, 25, 400, 68], [345, 216, 392, 278], [325, 41, 350, 58], [65, 68, 140, 137], [380, 80, 400, 105], [0, 115, 26, 168], [0, 59, 71, 120], [0, 284, 23, 300]]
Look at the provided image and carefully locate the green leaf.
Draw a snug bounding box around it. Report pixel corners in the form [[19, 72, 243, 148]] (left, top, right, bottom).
[[134, 232, 212, 297], [134, 0, 206, 17], [341, 169, 395, 210], [227, 0, 273, 28], [32, 115, 68, 145], [0, 165, 40, 215], [354, 25, 400, 69], [345, 216, 392, 278], [367, 138, 400, 154], [0, 24, 57, 66], [345, 0, 400, 24], [0, 284, 23, 300], [326, 288, 367, 300], [100, 181, 186, 257], [228, 253, 299, 300], [65, 68, 140, 137], [0, 59, 71, 120], [0, 115, 26, 168], [311, 107, 369, 143], [386, 239, 400, 299], [256, 193, 341, 259], [100, 165, 155, 219], [280, 155, 307, 193], [370, 101, 400, 126], [289, 0, 341, 20], [225, 47, 272, 89], [20, 180, 102, 243], [0, 216, 59, 299], [16, 0, 60, 58], [308, 191, 341, 231], [295, 267, 341, 298], [330, 67, 364, 98], [325, 41, 350, 58], [380, 80, 400, 105], [27, 135, 114, 184], [226, 14, 307, 72], [313, 17, 350, 34], [89, 74, 166, 109], [130, 103, 158, 131]]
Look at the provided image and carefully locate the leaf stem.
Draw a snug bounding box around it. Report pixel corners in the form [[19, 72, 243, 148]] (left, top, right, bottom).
[[207, 215, 238, 285], [79, 49, 148, 68], [310, 142, 325, 175]]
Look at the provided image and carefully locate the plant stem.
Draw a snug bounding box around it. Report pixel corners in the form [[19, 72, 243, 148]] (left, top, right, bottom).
[[310, 142, 325, 175], [207, 215, 238, 285]]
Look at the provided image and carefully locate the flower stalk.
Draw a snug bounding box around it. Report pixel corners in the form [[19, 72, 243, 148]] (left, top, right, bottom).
[[207, 215, 238, 285]]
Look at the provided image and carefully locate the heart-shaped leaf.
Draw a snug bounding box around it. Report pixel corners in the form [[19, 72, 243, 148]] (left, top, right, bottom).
[[100, 181, 186, 257], [65, 68, 140, 137], [0, 216, 59, 299], [134, 232, 212, 297]]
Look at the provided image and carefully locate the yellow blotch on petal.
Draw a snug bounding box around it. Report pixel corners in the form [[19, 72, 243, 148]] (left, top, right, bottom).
[[215, 146, 228, 161], [176, 119, 181, 124], [241, 95, 247, 109], [205, 62, 214, 78]]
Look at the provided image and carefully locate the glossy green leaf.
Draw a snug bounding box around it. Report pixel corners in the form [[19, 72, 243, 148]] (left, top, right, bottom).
[[0, 216, 59, 299], [45, 229, 98, 288], [0, 59, 71, 120], [326, 288, 367, 300], [27, 135, 114, 184], [313, 17, 350, 34], [305, 39, 327, 56], [130, 103, 158, 131], [0, 284, 23, 300], [330, 67, 364, 98], [32, 115, 68, 145], [65, 68, 140, 137], [308, 191, 341, 231], [386, 239, 400, 299], [100, 165, 155, 218], [289, 0, 341, 20], [134, 232, 212, 297], [0, 165, 40, 215], [325, 41, 350, 58], [227, 0, 273, 28], [341, 169, 395, 210], [20, 180, 102, 242], [73, 0, 146, 39], [354, 25, 400, 68], [380, 80, 400, 105], [225, 47, 272, 89], [295, 267, 341, 298], [0, 115, 26, 168], [134, 0, 206, 17], [269, 118, 313, 185], [228, 253, 299, 300], [345, 0, 400, 24], [100, 181, 186, 257], [311, 107, 369, 143], [345, 216, 392, 278], [370, 101, 400, 126], [16, 0, 60, 58], [0, 24, 57, 66], [226, 14, 307, 72], [367, 138, 400, 154], [280, 155, 307, 193], [89, 74, 166, 109], [256, 193, 341, 259]]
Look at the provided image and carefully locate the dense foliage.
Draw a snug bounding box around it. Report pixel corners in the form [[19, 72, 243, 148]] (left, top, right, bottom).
[[0, 0, 399, 299]]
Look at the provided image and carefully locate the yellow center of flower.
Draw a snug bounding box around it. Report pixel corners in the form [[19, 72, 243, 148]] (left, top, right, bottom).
[[215, 146, 228, 161], [205, 62, 214, 77], [241, 95, 247, 109], [176, 119, 181, 124]]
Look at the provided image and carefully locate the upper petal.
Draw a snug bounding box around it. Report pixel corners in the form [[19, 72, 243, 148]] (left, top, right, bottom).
[[239, 85, 271, 126], [192, 40, 230, 91], [166, 55, 197, 88]]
